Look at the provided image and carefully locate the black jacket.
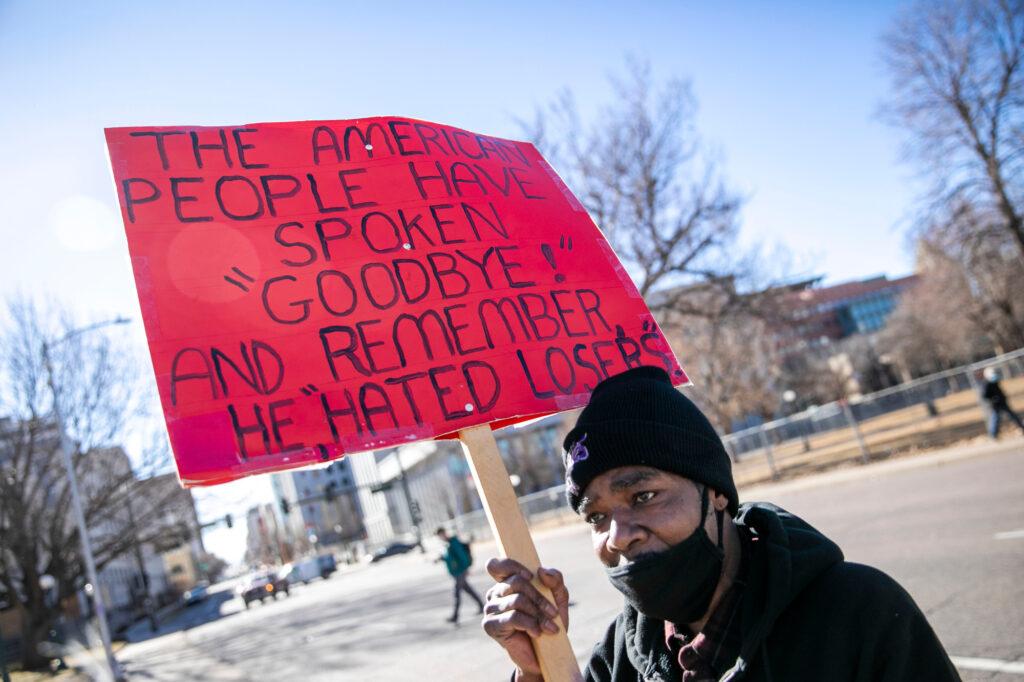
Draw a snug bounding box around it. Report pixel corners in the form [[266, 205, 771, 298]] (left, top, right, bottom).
[[582, 503, 960, 681], [982, 380, 1008, 408]]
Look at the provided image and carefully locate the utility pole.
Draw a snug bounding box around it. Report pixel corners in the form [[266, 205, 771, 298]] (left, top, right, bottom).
[[42, 317, 130, 682], [394, 450, 424, 552], [45, 378, 122, 678]]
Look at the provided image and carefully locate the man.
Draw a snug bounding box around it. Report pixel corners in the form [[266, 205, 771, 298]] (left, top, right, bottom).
[[482, 366, 960, 681], [436, 526, 484, 625], [980, 366, 1024, 439]]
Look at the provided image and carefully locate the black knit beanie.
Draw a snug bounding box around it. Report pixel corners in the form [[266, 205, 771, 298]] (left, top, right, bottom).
[[562, 366, 738, 515]]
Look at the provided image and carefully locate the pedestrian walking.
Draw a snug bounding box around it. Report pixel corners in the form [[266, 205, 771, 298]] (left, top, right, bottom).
[[482, 366, 960, 681], [980, 367, 1024, 439], [436, 527, 484, 625]]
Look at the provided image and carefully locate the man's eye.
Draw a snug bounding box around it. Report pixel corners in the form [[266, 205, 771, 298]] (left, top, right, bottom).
[[634, 491, 656, 504], [585, 512, 606, 525]]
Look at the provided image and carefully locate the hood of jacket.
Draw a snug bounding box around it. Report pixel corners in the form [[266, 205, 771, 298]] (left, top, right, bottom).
[[617, 502, 844, 681]]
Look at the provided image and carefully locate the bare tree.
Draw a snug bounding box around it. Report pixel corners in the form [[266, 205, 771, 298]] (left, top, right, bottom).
[[882, 0, 1024, 258], [0, 296, 177, 669], [523, 60, 800, 430], [778, 351, 851, 407], [522, 60, 746, 306], [656, 279, 783, 430], [879, 234, 1013, 374], [924, 211, 1024, 350]]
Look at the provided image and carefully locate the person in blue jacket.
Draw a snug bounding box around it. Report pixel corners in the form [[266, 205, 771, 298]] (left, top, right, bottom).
[[482, 366, 960, 681], [437, 526, 484, 625]]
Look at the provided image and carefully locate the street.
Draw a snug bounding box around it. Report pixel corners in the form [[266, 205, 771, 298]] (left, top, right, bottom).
[[118, 439, 1024, 681]]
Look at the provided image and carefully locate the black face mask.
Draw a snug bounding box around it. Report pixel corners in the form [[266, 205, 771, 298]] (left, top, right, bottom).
[[606, 485, 724, 625]]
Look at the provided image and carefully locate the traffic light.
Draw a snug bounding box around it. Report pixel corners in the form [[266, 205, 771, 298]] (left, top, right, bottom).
[[224, 514, 233, 529], [280, 499, 291, 516]]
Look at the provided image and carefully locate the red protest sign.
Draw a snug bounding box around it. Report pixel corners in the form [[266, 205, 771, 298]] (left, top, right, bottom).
[[105, 117, 686, 486]]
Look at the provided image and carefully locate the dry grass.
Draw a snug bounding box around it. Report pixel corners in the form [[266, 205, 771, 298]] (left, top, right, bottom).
[[733, 376, 1024, 487], [9, 670, 90, 682]]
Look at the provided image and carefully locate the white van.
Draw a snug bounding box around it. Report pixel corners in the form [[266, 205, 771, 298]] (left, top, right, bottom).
[[287, 554, 335, 584], [286, 558, 321, 585]]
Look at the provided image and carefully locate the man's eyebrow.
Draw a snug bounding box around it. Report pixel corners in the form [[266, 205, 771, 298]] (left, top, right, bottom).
[[579, 471, 661, 513], [609, 470, 658, 492]]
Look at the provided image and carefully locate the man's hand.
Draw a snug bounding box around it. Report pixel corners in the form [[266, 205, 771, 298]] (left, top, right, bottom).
[[482, 558, 570, 680]]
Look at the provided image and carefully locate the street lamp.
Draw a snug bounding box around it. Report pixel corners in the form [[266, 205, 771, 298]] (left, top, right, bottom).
[[783, 390, 811, 452], [41, 316, 130, 682]]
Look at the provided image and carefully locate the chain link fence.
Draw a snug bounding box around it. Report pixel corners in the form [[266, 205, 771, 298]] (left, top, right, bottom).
[[444, 484, 575, 546], [722, 347, 1024, 480]]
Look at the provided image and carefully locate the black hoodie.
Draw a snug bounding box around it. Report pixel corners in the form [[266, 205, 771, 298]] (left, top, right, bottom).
[[580, 503, 961, 681]]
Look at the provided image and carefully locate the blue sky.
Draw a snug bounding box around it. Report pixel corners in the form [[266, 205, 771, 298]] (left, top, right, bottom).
[[0, 0, 919, 564]]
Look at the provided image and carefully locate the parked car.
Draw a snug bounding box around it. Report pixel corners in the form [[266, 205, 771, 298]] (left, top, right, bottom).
[[316, 553, 337, 577], [237, 569, 289, 608], [183, 580, 210, 606], [370, 542, 418, 563]]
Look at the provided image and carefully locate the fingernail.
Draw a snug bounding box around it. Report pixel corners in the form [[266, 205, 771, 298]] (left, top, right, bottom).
[[543, 619, 558, 633], [543, 602, 557, 616]]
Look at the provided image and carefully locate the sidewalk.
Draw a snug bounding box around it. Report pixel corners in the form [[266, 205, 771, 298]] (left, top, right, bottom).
[[13, 639, 128, 682], [26, 599, 186, 681]]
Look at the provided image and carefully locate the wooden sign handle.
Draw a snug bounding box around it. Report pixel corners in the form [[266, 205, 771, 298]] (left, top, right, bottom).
[[459, 424, 583, 682]]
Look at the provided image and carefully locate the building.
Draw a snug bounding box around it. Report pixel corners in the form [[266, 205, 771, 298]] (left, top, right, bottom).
[[347, 451, 395, 550], [137, 472, 206, 594], [74, 448, 172, 633], [244, 503, 290, 566], [373, 441, 477, 546], [775, 274, 918, 356], [493, 413, 573, 494], [270, 457, 364, 551], [771, 274, 919, 398], [162, 545, 200, 592]]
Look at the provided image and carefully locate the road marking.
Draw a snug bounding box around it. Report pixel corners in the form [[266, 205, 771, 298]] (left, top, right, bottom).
[[952, 656, 1024, 674], [994, 529, 1024, 540]]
